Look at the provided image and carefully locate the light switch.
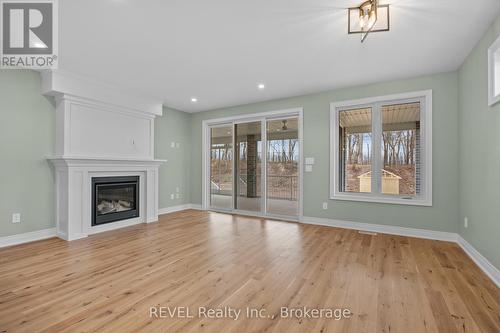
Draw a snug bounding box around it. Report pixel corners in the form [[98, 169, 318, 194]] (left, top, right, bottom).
[[305, 165, 313, 172], [305, 157, 315, 165], [12, 213, 21, 223]]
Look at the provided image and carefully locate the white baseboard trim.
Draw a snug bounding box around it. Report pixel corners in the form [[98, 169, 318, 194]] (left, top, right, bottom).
[[0, 228, 57, 248], [456, 235, 500, 287], [301, 216, 499, 287], [159, 204, 202, 215], [301, 216, 457, 242]]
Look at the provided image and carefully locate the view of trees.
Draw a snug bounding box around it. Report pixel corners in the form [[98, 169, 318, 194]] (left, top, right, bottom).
[[344, 129, 418, 167], [267, 139, 299, 163], [345, 133, 372, 165], [343, 127, 419, 195], [382, 129, 417, 166], [210, 139, 299, 200]]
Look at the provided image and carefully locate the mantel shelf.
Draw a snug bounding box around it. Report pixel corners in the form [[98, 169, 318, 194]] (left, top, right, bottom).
[[47, 156, 166, 168]]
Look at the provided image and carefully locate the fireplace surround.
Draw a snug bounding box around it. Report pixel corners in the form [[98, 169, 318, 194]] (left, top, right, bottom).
[[43, 70, 165, 241]]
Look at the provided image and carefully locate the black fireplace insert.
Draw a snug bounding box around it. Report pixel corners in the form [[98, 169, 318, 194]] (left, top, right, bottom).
[[92, 176, 140, 226]]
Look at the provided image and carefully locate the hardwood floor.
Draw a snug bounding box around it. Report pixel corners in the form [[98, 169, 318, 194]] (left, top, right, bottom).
[[0, 210, 499, 332]]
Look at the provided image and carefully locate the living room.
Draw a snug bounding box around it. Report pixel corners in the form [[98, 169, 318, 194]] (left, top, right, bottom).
[[0, 1, 499, 332]]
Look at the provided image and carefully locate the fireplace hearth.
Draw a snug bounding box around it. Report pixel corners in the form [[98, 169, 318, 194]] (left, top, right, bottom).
[[92, 176, 140, 226]]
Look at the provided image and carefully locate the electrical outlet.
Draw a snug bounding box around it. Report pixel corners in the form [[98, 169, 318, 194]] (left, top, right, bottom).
[[12, 213, 21, 223], [464, 217, 469, 228], [322, 202, 328, 210], [170, 194, 175, 200]]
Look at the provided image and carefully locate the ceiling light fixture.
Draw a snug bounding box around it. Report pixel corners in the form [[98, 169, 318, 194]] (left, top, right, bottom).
[[258, 83, 265, 90], [348, 0, 390, 42], [191, 97, 198, 103]]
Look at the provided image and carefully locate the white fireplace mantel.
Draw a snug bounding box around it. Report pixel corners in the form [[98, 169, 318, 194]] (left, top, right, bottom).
[[42, 70, 166, 241], [49, 157, 165, 240]]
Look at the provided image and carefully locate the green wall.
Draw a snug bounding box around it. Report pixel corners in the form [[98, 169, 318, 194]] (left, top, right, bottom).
[[0, 70, 55, 237], [155, 106, 192, 208], [458, 15, 500, 269], [190, 72, 460, 232]]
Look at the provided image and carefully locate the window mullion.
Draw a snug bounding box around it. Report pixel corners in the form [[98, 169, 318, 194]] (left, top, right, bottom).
[[372, 102, 382, 194]]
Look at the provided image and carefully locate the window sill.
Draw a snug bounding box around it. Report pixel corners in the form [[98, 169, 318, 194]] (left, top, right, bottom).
[[330, 193, 432, 207]]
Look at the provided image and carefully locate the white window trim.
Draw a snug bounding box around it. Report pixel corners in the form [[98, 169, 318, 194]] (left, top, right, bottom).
[[329, 90, 432, 206], [488, 35, 500, 106]]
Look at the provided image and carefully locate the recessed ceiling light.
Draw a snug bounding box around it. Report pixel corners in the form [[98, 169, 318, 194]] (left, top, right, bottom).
[[191, 97, 198, 103], [257, 83, 265, 90]]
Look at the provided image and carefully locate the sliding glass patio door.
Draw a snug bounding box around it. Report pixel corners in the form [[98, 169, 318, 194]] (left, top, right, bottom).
[[207, 113, 301, 219]]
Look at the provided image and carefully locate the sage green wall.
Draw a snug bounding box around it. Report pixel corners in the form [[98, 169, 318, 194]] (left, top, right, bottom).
[[155, 106, 192, 209], [0, 70, 55, 237], [190, 72, 460, 232], [458, 15, 500, 269]]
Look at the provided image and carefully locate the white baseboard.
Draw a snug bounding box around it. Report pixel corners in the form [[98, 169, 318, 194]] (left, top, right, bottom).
[[456, 235, 500, 287], [159, 204, 202, 215], [301, 216, 499, 287], [301, 216, 457, 242], [0, 228, 57, 248]]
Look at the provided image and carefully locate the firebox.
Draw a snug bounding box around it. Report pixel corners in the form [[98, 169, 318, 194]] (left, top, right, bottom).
[[91, 176, 140, 226]]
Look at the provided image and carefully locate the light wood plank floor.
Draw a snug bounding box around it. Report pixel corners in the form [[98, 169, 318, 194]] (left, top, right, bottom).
[[0, 210, 499, 332]]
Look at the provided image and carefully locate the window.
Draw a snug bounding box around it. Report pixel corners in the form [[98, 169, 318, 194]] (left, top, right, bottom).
[[330, 90, 432, 206]]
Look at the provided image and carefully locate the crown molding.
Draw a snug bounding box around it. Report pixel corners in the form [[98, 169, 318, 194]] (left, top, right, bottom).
[[40, 69, 163, 116]]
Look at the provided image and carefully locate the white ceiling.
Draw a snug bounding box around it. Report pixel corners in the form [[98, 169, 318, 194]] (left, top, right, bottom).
[[59, 0, 500, 112]]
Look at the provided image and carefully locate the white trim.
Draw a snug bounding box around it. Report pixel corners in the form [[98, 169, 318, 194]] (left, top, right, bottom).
[[298, 110, 305, 217], [329, 90, 432, 206], [300, 216, 456, 241], [202, 107, 303, 126], [300, 215, 499, 287], [488, 35, 500, 106], [0, 228, 57, 248], [326, 193, 433, 206], [40, 70, 163, 116], [201, 107, 304, 219], [456, 235, 500, 287], [158, 204, 202, 215]]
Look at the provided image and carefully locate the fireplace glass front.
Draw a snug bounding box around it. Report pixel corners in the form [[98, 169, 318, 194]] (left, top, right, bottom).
[[92, 176, 139, 226]]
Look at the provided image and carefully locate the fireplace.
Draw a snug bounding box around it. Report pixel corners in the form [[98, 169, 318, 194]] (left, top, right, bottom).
[[92, 176, 140, 226]]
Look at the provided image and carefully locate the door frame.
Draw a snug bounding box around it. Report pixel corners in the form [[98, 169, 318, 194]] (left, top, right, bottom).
[[202, 107, 304, 221]]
